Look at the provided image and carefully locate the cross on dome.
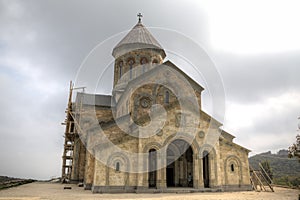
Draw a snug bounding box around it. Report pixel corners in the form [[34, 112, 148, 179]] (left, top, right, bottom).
[[137, 13, 143, 23]]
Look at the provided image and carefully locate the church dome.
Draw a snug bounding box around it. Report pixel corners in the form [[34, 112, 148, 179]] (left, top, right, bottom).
[[112, 20, 166, 59]]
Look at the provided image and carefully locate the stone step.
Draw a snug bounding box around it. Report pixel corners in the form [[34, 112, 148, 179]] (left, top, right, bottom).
[[135, 187, 222, 193]]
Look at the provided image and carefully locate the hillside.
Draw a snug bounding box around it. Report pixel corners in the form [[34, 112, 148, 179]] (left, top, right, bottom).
[[0, 176, 35, 190], [249, 150, 300, 186]]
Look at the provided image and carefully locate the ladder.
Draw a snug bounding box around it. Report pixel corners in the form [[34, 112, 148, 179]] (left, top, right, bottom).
[[250, 164, 274, 192]]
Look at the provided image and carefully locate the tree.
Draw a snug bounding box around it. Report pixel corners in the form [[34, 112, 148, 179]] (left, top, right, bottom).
[[288, 134, 300, 162], [260, 160, 273, 182]]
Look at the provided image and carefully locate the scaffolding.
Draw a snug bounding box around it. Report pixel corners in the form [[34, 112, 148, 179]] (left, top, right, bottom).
[[61, 81, 75, 182], [61, 81, 85, 182]]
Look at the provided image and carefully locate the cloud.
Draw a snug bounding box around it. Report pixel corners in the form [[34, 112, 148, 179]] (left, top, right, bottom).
[[223, 91, 300, 154], [210, 51, 300, 103], [203, 0, 300, 54], [0, 56, 67, 179]]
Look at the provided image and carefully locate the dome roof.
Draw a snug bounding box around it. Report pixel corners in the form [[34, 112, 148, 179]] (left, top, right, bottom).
[[112, 21, 166, 58]]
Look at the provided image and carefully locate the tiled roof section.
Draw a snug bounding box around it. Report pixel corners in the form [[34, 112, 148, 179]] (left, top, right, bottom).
[[75, 92, 115, 107], [112, 22, 165, 58]]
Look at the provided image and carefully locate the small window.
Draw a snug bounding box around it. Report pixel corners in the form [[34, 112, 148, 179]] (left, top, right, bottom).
[[165, 91, 169, 104], [231, 164, 234, 172], [116, 162, 120, 172]]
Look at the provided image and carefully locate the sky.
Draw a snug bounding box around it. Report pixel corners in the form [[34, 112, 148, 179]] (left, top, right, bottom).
[[0, 0, 300, 180]]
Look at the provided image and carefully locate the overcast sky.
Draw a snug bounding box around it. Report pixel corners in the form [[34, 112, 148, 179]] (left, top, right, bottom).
[[1, 0, 300, 180]]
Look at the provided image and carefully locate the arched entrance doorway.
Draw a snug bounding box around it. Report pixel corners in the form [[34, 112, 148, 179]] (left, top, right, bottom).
[[148, 149, 157, 188], [166, 139, 193, 187], [203, 151, 209, 188]]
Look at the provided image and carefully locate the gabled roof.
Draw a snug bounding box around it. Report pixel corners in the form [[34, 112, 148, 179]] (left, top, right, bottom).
[[116, 60, 204, 95], [112, 22, 166, 58], [220, 129, 235, 142], [163, 60, 205, 92], [115, 60, 205, 110]]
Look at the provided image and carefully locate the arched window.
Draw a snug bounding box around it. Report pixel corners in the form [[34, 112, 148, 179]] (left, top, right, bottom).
[[118, 61, 123, 79], [165, 91, 169, 104], [152, 59, 158, 65], [116, 162, 120, 172], [141, 57, 148, 73], [128, 58, 134, 79], [231, 164, 234, 172]]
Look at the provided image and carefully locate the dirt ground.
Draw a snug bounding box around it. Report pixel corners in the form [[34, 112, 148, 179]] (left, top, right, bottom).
[[0, 182, 299, 200]]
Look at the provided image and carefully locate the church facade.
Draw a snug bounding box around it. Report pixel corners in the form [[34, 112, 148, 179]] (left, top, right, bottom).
[[61, 17, 252, 193]]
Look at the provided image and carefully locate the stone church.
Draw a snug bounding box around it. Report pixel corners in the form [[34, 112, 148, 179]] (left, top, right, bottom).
[[61, 16, 252, 193]]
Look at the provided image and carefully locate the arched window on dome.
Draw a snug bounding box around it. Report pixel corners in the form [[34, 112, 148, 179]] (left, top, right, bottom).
[[128, 58, 135, 79], [152, 59, 158, 65], [118, 61, 123, 79], [165, 90, 170, 104], [141, 57, 148, 73]]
